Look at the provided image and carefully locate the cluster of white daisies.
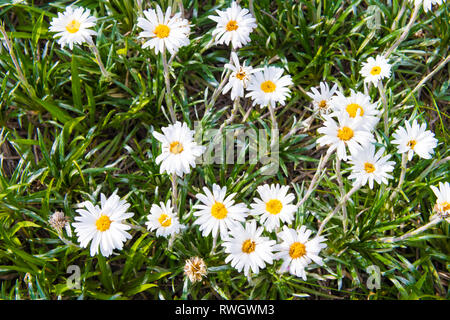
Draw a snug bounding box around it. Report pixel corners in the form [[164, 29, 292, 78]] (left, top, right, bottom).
[[49, 2, 293, 109], [311, 72, 438, 189], [70, 182, 327, 280], [46, 0, 449, 282]]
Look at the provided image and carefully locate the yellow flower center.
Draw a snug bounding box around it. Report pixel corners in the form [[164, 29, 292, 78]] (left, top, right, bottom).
[[66, 20, 81, 34], [337, 126, 354, 141], [226, 20, 239, 31], [169, 141, 184, 154], [318, 100, 328, 109], [158, 214, 172, 227], [266, 199, 283, 215], [407, 140, 417, 150], [370, 66, 382, 75], [440, 202, 450, 212], [242, 239, 256, 254], [211, 202, 228, 219], [154, 24, 170, 38], [346, 103, 364, 118], [364, 162, 376, 173], [235, 70, 246, 80], [95, 215, 112, 232], [261, 80, 276, 93], [289, 242, 306, 259]]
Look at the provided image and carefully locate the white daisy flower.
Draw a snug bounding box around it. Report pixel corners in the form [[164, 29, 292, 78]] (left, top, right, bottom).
[[72, 192, 134, 257], [137, 5, 190, 55], [145, 200, 183, 238], [348, 144, 396, 189], [360, 55, 392, 86], [391, 119, 438, 161], [330, 90, 380, 130], [222, 220, 276, 277], [208, 1, 257, 49], [222, 52, 260, 101], [430, 182, 450, 222], [246, 66, 293, 108], [317, 113, 375, 161], [49, 6, 97, 50], [193, 184, 248, 239], [153, 121, 205, 177], [409, 0, 444, 12], [250, 184, 297, 232], [306, 82, 339, 114], [274, 226, 327, 280]]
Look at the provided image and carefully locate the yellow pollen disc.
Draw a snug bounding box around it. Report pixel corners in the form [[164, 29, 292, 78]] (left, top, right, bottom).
[[261, 80, 276, 93], [95, 215, 112, 232], [154, 24, 170, 38], [370, 66, 382, 75], [226, 20, 239, 31], [346, 103, 364, 118], [211, 202, 228, 219], [289, 242, 306, 259], [242, 239, 256, 254], [169, 141, 184, 154], [407, 140, 417, 150], [266, 199, 283, 215], [318, 100, 328, 109], [235, 70, 246, 80], [337, 126, 354, 141], [158, 214, 172, 227], [364, 162, 376, 173], [66, 20, 81, 34], [441, 202, 450, 212]]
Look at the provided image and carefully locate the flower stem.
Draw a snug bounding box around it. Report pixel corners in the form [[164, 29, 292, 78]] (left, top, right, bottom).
[[206, 72, 230, 113], [377, 81, 389, 136], [89, 40, 109, 79], [268, 104, 279, 150], [380, 218, 442, 243], [168, 233, 176, 250], [0, 24, 35, 97], [171, 173, 178, 215], [317, 183, 361, 236], [335, 157, 348, 232], [136, 0, 143, 18], [56, 231, 80, 249], [389, 152, 408, 202], [125, 222, 149, 234], [383, 3, 420, 58], [211, 232, 218, 255], [162, 50, 177, 123], [174, 0, 185, 18], [399, 54, 450, 106], [296, 149, 333, 209], [205, 51, 235, 112], [219, 97, 240, 133], [391, 0, 407, 30], [249, 0, 255, 18]]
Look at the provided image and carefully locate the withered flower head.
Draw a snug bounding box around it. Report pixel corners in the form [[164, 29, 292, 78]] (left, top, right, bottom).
[[184, 256, 207, 283], [49, 211, 70, 233]]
